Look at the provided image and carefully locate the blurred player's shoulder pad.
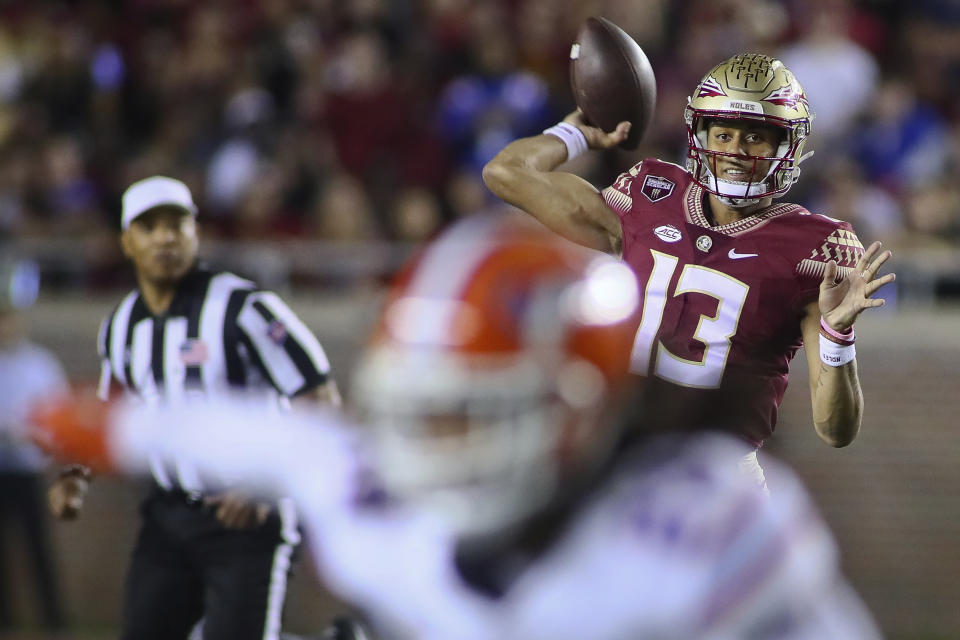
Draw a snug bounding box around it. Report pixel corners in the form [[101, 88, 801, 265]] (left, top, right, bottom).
[[512, 432, 878, 639]]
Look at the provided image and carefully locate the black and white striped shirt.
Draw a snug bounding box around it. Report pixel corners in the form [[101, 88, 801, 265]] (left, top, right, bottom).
[[97, 266, 332, 492]]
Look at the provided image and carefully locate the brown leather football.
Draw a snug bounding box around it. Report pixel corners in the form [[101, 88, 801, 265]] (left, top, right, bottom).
[[570, 16, 657, 150]]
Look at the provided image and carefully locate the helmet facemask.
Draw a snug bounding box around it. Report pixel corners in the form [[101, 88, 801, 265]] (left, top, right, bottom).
[[354, 347, 609, 543], [351, 239, 639, 545]]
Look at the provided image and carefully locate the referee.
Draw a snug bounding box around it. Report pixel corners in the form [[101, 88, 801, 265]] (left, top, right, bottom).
[[47, 176, 341, 640]]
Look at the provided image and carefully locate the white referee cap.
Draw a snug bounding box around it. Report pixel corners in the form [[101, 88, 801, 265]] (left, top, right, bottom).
[[121, 176, 198, 230]]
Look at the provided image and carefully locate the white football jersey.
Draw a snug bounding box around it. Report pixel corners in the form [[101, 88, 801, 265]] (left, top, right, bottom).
[[110, 402, 880, 640], [314, 434, 880, 640]]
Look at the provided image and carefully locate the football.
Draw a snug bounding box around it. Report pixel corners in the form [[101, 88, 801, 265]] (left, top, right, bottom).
[[569, 16, 657, 150]]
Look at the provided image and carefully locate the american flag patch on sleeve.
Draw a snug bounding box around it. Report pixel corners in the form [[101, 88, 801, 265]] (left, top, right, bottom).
[[267, 320, 287, 345]]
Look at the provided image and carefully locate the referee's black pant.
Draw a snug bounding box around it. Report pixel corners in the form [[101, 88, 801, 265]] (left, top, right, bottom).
[[120, 487, 299, 640]]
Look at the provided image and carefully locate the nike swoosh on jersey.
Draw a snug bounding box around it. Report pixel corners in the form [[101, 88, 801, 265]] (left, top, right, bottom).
[[728, 249, 759, 259]]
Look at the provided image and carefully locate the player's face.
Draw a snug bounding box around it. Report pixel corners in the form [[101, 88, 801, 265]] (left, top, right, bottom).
[[705, 121, 783, 183], [121, 207, 198, 286]]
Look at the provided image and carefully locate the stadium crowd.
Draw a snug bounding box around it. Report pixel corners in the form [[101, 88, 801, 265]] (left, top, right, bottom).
[[0, 0, 958, 290]]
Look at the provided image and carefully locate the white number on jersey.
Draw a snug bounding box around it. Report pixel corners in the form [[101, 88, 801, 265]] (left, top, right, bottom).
[[630, 249, 749, 388]]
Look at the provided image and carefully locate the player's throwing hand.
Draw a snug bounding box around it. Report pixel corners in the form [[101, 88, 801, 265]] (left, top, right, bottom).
[[561, 110, 631, 151], [819, 241, 896, 332]]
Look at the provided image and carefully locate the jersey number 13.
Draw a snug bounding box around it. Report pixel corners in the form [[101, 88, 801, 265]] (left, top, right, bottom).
[[630, 250, 749, 389]]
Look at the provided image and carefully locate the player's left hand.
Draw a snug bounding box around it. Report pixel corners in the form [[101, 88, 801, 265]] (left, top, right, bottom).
[[819, 240, 896, 332], [204, 490, 271, 529]]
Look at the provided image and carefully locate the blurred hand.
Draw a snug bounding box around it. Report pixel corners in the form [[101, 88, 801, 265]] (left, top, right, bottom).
[[204, 491, 271, 530], [820, 241, 896, 331], [562, 110, 631, 150], [48, 474, 89, 520]]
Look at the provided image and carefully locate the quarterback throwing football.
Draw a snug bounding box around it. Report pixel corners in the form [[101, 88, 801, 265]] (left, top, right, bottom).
[[484, 53, 895, 469]]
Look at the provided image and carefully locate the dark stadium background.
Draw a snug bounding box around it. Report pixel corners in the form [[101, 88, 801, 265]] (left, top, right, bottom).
[[2, 0, 958, 638]]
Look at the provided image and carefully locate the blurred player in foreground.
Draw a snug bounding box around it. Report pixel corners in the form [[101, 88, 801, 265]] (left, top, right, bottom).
[[31, 214, 880, 639], [484, 53, 896, 474]]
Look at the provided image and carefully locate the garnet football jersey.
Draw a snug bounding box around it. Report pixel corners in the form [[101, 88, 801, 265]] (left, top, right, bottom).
[[602, 160, 864, 445]]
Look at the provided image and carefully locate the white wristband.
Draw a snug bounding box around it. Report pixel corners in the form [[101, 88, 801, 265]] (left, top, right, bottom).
[[543, 122, 588, 161], [819, 333, 856, 367]]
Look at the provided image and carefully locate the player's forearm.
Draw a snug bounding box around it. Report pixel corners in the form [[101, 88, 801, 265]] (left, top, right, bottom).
[[485, 133, 571, 177], [483, 137, 616, 252], [810, 360, 863, 447], [483, 135, 575, 218]]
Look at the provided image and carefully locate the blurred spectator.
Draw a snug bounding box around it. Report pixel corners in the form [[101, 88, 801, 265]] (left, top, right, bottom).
[[811, 158, 904, 243], [901, 4, 960, 115], [0, 257, 67, 633], [0, 0, 951, 292], [444, 167, 491, 219], [323, 29, 444, 192], [852, 77, 951, 193], [38, 135, 102, 235], [205, 85, 276, 217], [389, 186, 443, 243], [899, 179, 960, 249], [309, 171, 382, 243], [778, 0, 879, 153], [436, 1, 555, 172]]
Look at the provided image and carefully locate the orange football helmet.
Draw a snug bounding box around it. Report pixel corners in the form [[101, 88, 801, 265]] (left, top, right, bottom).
[[352, 213, 640, 539]]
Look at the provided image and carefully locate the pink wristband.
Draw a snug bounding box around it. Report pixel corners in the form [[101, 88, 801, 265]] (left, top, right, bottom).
[[820, 316, 854, 345]]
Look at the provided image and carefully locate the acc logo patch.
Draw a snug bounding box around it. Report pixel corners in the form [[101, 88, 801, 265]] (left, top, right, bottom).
[[654, 224, 682, 243], [267, 320, 287, 345], [641, 175, 675, 203]]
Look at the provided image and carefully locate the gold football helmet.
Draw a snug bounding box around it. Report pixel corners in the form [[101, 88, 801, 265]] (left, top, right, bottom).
[[684, 53, 814, 207]]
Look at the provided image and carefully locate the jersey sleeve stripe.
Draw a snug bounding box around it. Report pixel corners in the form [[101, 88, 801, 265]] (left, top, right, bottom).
[[251, 292, 331, 382], [97, 313, 114, 400], [237, 298, 309, 397], [223, 288, 251, 387], [602, 186, 633, 215], [109, 291, 140, 392], [198, 273, 249, 394], [185, 275, 214, 391], [97, 313, 112, 360], [699, 497, 829, 630]]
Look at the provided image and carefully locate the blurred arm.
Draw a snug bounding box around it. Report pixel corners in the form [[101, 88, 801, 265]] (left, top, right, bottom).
[[112, 400, 359, 515], [295, 379, 342, 409]]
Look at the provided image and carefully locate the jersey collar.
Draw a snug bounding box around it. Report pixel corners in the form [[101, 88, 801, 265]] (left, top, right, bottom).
[[684, 183, 799, 236]]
